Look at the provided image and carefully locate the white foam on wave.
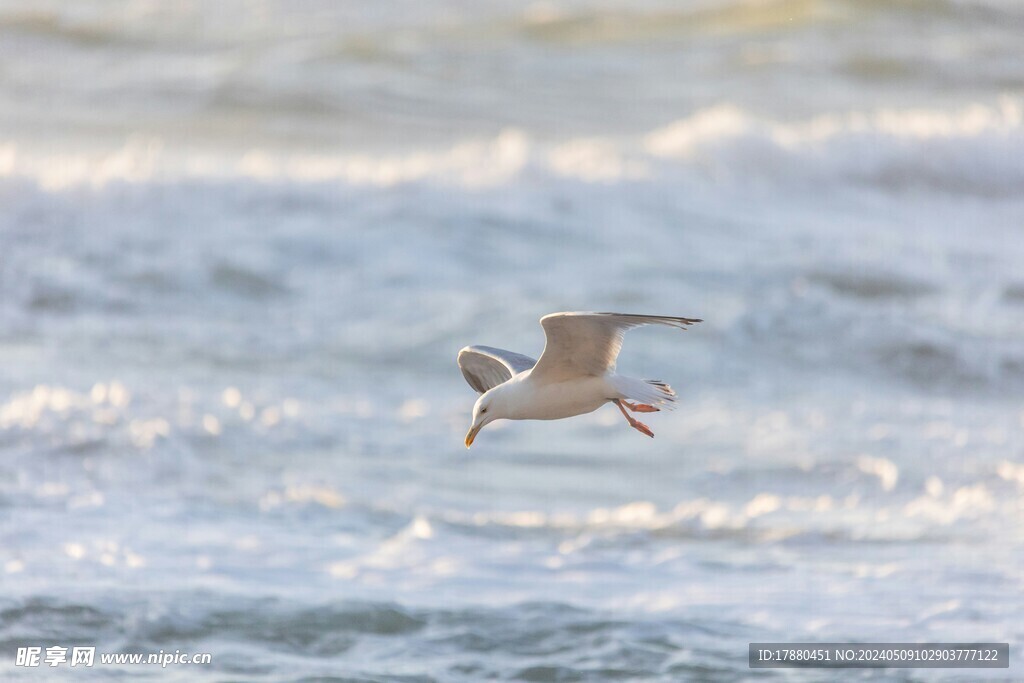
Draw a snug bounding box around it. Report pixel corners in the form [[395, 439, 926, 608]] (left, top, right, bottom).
[[645, 98, 1024, 195], [646, 99, 1024, 155], [440, 494, 834, 536], [425, 473, 1022, 544], [2, 99, 1021, 194]]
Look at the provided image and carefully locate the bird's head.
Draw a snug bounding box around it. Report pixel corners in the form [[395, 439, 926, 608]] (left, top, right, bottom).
[[465, 388, 504, 448]]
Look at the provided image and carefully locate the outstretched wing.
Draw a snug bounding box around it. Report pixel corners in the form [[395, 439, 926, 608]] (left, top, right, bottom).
[[530, 312, 701, 382], [458, 345, 537, 394]]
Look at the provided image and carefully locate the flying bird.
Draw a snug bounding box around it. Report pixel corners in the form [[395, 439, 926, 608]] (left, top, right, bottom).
[[459, 312, 701, 447]]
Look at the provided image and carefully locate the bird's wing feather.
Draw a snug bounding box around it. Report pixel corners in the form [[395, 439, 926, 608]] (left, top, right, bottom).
[[458, 345, 537, 394], [531, 312, 701, 382]]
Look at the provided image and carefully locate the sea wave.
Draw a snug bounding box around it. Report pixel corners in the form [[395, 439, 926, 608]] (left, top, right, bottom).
[[2, 99, 1022, 196], [0, 594, 744, 681]]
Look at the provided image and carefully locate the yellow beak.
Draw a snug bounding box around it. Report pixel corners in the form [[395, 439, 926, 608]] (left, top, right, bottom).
[[465, 424, 481, 448]]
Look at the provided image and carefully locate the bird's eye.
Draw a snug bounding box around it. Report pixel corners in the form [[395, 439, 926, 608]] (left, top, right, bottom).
[[481, 407, 488, 414]]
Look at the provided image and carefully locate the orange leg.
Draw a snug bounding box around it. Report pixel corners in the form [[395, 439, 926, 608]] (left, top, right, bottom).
[[614, 400, 654, 438], [620, 400, 659, 413]]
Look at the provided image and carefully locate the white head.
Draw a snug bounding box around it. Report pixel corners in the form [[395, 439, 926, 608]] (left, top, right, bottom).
[[464, 385, 509, 448]]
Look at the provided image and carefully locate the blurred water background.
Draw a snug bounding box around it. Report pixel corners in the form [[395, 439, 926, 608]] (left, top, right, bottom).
[[1, 0, 1023, 680]]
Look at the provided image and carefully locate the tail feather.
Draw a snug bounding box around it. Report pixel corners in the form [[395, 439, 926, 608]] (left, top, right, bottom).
[[611, 376, 678, 410]]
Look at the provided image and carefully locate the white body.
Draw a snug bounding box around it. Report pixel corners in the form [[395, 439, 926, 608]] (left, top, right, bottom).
[[494, 370, 619, 421]]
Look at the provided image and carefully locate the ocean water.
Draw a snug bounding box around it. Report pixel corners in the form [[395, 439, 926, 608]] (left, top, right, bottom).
[[1, 0, 1023, 680]]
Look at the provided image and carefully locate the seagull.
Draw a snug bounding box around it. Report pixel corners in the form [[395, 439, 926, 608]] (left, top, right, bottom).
[[459, 312, 701, 447]]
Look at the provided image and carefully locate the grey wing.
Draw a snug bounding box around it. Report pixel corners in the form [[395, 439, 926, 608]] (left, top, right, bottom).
[[530, 312, 701, 382], [458, 345, 538, 394]]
